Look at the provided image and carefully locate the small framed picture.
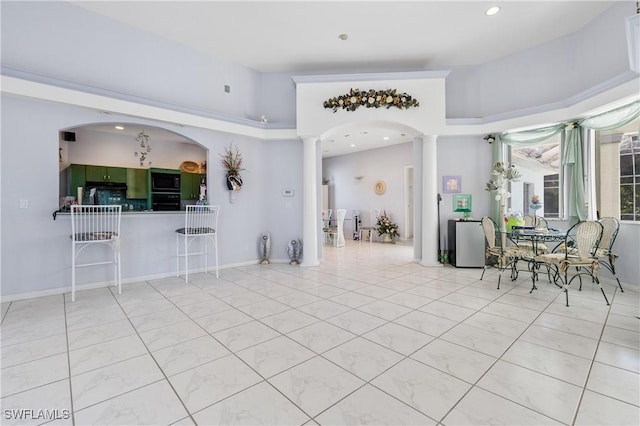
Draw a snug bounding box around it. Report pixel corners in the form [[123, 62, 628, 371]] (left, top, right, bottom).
[[442, 175, 461, 193], [453, 194, 472, 212]]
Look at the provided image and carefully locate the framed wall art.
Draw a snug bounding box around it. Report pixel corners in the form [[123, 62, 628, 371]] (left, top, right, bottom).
[[442, 175, 461, 193]]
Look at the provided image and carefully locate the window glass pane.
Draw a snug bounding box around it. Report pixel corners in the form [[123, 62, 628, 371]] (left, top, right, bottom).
[[620, 155, 634, 176]]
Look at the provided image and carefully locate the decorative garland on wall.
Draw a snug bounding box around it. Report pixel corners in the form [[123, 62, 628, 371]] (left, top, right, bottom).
[[323, 88, 419, 112]]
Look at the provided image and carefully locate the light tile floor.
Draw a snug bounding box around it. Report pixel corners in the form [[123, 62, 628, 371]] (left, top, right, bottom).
[[1, 241, 639, 425]]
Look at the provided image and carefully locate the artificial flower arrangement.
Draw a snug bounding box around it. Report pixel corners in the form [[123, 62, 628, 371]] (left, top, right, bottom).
[[323, 88, 419, 112], [485, 162, 521, 201], [220, 144, 245, 191], [376, 211, 400, 239]]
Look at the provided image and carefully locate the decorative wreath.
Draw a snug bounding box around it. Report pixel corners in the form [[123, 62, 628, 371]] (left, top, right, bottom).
[[323, 88, 419, 112]]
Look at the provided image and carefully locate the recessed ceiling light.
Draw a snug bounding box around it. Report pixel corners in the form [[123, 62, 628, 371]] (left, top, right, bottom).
[[485, 6, 500, 16], [383, 136, 389, 140], [115, 125, 124, 130], [350, 144, 356, 147]]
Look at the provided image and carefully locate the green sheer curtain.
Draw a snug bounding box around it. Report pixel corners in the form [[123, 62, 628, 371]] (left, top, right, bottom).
[[490, 100, 640, 225], [580, 100, 640, 130], [498, 124, 564, 147], [489, 139, 505, 224], [564, 126, 587, 223]]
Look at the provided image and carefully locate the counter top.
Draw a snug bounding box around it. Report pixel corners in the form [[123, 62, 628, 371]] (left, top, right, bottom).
[[53, 210, 185, 219]]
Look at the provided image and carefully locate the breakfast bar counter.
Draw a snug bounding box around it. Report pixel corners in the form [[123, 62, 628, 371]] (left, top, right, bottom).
[[52, 210, 209, 293]]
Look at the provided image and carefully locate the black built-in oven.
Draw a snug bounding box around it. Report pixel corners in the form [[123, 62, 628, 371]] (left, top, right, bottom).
[[151, 193, 180, 211]]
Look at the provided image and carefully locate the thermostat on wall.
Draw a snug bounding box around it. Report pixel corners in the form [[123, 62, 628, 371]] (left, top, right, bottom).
[[282, 189, 295, 197]]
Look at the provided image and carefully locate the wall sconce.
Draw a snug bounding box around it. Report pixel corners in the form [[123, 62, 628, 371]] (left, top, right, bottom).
[[483, 135, 496, 144]]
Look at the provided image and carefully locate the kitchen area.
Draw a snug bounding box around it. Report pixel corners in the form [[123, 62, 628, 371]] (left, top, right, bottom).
[[58, 124, 208, 212]]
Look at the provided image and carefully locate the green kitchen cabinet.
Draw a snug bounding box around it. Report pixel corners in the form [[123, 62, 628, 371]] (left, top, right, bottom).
[[85, 165, 127, 183], [69, 164, 86, 197], [126, 168, 149, 199], [181, 172, 206, 200]]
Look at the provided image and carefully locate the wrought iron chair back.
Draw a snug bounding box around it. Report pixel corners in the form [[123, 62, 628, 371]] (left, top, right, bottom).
[[597, 216, 623, 291], [533, 220, 607, 306], [480, 216, 527, 289]]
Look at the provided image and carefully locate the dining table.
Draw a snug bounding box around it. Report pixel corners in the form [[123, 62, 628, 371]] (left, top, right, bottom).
[[510, 226, 567, 256], [509, 226, 567, 292]]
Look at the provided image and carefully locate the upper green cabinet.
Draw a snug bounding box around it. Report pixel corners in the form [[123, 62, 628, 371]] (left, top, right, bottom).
[[69, 164, 86, 197], [126, 168, 149, 199], [181, 172, 206, 200], [85, 165, 127, 183]]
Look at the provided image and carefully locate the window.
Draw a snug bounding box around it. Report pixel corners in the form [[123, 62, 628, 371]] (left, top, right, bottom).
[[543, 174, 560, 218], [510, 134, 561, 219], [595, 118, 639, 221], [619, 132, 639, 220]]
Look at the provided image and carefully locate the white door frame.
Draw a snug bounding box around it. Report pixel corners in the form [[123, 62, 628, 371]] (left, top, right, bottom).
[[404, 165, 414, 240]]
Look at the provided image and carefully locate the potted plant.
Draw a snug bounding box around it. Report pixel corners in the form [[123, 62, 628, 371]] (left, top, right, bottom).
[[376, 211, 399, 242], [220, 144, 245, 191]]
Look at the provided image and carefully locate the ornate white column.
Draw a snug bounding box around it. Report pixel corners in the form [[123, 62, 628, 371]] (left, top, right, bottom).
[[421, 134, 440, 267], [301, 136, 320, 267]]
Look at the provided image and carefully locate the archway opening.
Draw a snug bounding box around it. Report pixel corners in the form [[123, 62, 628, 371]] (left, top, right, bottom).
[[319, 120, 420, 261], [58, 122, 207, 211]]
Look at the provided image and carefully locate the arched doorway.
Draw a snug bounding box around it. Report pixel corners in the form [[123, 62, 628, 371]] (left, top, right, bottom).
[[318, 121, 423, 264]]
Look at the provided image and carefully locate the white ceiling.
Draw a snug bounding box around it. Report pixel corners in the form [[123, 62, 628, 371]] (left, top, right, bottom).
[[68, 1, 618, 157], [72, 1, 614, 73]]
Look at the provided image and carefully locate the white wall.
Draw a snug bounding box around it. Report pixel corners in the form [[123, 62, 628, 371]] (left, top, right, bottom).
[[1, 1, 262, 121], [65, 128, 206, 171], [436, 136, 493, 250]]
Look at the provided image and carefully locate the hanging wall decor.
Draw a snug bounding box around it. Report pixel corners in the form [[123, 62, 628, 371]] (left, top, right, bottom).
[[220, 144, 245, 202], [323, 88, 419, 112]]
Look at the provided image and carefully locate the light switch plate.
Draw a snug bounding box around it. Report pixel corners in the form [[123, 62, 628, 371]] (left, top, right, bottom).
[[282, 189, 294, 197]]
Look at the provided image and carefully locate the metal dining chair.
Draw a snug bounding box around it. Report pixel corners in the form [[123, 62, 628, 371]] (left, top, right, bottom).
[[70, 205, 122, 302], [176, 205, 220, 283], [533, 220, 608, 306], [327, 209, 347, 247], [596, 217, 623, 292], [361, 208, 381, 245], [479, 216, 531, 289]]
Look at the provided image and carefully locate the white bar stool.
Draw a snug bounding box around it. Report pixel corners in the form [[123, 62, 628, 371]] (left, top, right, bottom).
[[70, 205, 122, 302], [176, 205, 220, 283]]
